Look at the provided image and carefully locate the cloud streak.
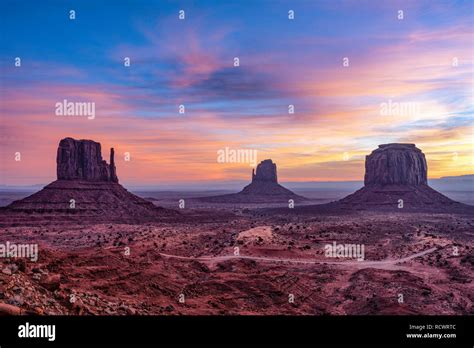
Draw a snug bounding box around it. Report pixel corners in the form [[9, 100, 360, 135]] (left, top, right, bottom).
[[1, 1, 472, 185]]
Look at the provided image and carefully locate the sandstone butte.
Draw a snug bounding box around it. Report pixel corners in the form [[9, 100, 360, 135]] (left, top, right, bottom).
[[336, 143, 467, 210], [2, 137, 176, 224], [198, 159, 307, 203]]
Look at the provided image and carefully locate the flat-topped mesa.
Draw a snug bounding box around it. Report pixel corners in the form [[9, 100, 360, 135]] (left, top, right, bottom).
[[252, 159, 278, 183], [364, 143, 427, 186], [56, 137, 119, 183], [329, 143, 472, 212]]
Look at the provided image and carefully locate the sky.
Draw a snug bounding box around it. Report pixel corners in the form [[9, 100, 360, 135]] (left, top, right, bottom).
[[0, 0, 473, 187]]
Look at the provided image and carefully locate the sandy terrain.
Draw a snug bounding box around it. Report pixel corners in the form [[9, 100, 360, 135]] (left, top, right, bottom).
[[0, 201, 472, 316]]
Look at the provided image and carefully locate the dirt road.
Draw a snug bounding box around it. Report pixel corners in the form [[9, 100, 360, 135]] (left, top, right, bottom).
[[159, 247, 438, 269]]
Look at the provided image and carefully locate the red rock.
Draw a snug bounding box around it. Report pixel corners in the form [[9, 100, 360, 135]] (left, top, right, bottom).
[[252, 159, 278, 183], [0, 302, 23, 315], [364, 143, 427, 186], [198, 159, 307, 203], [337, 144, 468, 211], [40, 274, 61, 291], [57, 137, 118, 183], [2, 137, 178, 223]]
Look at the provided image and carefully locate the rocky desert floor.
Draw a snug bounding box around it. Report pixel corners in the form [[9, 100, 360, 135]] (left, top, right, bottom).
[[0, 203, 473, 316]]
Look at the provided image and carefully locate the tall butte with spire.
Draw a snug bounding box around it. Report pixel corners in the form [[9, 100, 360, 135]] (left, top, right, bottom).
[[56, 137, 118, 183], [3, 137, 176, 223], [198, 159, 306, 203]]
